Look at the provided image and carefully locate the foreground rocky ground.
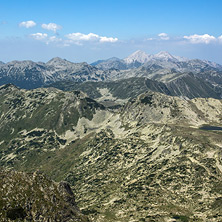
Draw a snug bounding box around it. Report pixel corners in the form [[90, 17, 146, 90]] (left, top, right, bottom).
[[0, 84, 222, 221], [0, 169, 89, 221]]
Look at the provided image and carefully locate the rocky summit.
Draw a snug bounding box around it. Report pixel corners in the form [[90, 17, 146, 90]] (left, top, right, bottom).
[[0, 169, 89, 221], [0, 83, 222, 221]]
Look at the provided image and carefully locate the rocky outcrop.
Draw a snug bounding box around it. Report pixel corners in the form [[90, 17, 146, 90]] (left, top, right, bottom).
[[0, 169, 89, 221]]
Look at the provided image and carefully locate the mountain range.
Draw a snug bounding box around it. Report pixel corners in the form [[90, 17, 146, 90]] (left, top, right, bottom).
[[0, 51, 222, 95], [92, 50, 222, 71], [0, 57, 111, 89]]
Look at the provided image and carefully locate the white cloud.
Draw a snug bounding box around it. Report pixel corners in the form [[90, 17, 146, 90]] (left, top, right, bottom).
[[158, 33, 169, 40], [46, 36, 63, 45], [100, 36, 118, 43], [184, 34, 216, 44], [30, 33, 67, 47], [19, 20, 36, 28], [30, 33, 48, 40], [218, 35, 222, 42], [41, 23, 62, 32], [66, 33, 99, 41], [65, 32, 118, 44], [48, 36, 62, 42]]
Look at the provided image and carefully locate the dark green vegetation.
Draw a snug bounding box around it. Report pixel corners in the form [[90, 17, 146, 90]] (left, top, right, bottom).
[[47, 75, 221, 106], [0, 169, 89, 221], [46, 77, 170, 101], [1, 83, 222, 221]]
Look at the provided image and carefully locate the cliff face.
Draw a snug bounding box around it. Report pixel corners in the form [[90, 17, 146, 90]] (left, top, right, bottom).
[[0, 170, 89, 222]]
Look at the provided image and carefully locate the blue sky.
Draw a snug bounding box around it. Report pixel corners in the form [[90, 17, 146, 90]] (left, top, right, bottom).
[[1, 0, 222, 63]]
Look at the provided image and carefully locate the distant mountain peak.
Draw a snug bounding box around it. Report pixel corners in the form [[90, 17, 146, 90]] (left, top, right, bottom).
[[130, 50, 149, 57], [124, 50, 151, 64], [156, 51, 171, 56], [154, 51, 176, 60], [133, 49, 146, 54], [107, 57, 121, 61], [46, 57, 74, 67], [49, 56, 63, 61], [47, 57, 65, 64]]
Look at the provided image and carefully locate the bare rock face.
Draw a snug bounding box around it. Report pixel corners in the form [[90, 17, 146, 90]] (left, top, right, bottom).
[[0, 170, 89, 222]]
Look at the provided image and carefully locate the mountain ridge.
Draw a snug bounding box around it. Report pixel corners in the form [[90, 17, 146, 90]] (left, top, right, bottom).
[[92, 50, 222, 71], [0, 57, 110, 89], [1, 85, 222, 221], [0, 52, 222, 100], [47, 75, 221, 103]]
